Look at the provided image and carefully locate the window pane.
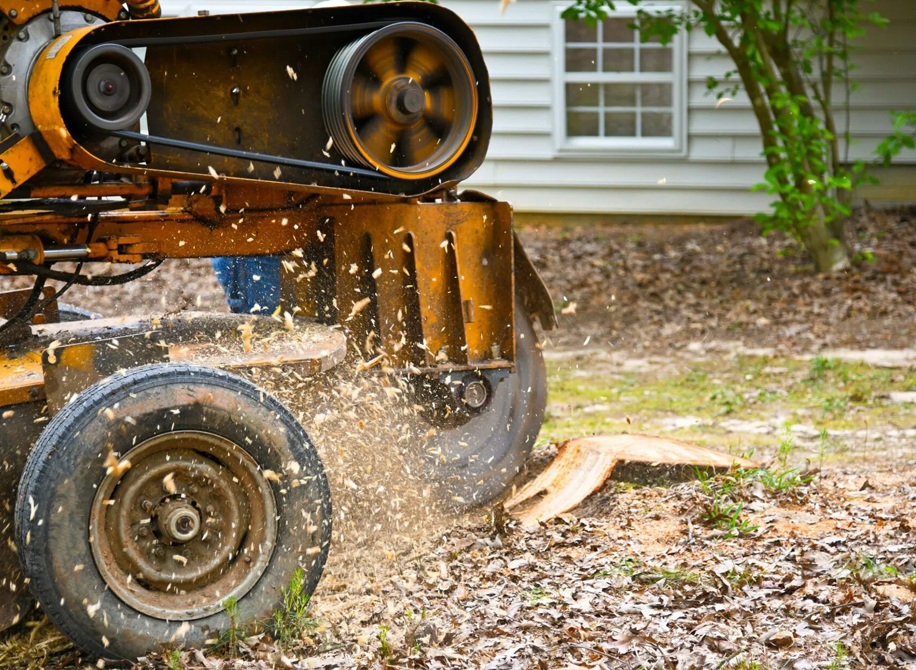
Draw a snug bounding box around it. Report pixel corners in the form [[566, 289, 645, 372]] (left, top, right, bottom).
[[603, 83, 636, 108], [602, 18, 633, 43], [566, 21, 597, 43], [568, 111, 600, 136], [602, 47, 635, 72], [641, 83, 672, 107], [642, 111, 673, 137], [641, 48, 673, 72], [566, 83, 599, 107], [566, 47, 598, 72], [605, 112, 636, 137]]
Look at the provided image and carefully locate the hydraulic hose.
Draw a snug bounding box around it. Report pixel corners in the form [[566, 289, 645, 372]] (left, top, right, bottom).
[[124, 0, 161, 19]]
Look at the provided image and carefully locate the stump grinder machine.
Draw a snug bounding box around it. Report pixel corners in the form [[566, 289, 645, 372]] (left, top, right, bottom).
[[0, 0, 556, 660]]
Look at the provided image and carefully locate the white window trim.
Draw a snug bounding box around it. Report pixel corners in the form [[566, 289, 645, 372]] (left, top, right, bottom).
[[551, 1, 688, 159]]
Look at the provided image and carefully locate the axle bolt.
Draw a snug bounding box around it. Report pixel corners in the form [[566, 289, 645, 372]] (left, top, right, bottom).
[[463, 380, 488, 409]]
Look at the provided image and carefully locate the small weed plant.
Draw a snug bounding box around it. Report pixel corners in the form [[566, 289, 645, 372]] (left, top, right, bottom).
[[220, 596, 243, 660], [377, 624, 393, 659], [166, 651, 183, 670], [272, 568, 317, 648]]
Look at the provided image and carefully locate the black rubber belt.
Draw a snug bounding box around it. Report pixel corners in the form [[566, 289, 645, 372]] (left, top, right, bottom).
[[111, 129, 384, 179]]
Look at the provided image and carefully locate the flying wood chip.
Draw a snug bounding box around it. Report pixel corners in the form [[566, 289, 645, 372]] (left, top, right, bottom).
[[504, 434, 758, 527]]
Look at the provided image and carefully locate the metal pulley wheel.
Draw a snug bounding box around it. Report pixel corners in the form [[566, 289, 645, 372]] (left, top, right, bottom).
[[322, 22, 478, 179], [61, 43, 152, 133]]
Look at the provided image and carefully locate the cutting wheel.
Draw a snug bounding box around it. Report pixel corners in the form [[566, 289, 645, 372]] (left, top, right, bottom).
[[322, 22, 478, 179]]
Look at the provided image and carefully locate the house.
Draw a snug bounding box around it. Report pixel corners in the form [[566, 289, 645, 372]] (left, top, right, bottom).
[[158, 0, 916, 217]]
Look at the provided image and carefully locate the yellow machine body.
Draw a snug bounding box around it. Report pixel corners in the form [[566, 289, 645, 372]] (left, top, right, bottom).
[[0, 0, 556, 652]]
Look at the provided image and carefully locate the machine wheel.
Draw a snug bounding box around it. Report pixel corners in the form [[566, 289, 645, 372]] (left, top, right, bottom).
[[57, 303, 102, 322], [323, 22, 478, 179], [16, 365, 332, 661], [428, 300, 547, 506]]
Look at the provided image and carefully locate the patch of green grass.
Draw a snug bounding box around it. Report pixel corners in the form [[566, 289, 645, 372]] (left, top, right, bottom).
[[542, 352, 916, 462], [166, 651, 183, 670], [702, 494, 757, 538]]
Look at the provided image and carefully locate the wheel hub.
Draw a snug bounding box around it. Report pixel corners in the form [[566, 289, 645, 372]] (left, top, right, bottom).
[[385, 77, 425, 123], [157, 501, 201, 543], [89, 432, 277, 621]]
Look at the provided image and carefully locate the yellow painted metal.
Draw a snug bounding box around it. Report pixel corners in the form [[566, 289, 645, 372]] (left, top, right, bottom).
[[0, 135, 53, 198], [5, 0, 123, 25], [0, 350, 44, 406]]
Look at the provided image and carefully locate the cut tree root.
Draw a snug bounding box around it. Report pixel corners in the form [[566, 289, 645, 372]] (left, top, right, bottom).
[[504, 434, 758, 526]]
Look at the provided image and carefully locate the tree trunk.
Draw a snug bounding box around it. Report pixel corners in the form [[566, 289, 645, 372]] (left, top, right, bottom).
[[798, 206, 850, 272]]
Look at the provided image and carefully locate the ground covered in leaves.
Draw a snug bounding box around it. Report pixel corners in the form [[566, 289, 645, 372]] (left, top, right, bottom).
[[2, 210, 916, 669]]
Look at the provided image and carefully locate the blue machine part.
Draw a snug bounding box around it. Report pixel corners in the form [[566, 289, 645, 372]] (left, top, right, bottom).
[[211, 256, 282, 315]]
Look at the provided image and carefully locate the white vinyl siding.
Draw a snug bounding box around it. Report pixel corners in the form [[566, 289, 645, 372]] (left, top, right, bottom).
[[160, 0, 916, 215]]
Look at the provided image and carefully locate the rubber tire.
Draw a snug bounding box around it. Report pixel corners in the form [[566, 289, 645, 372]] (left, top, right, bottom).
[[56, 303, 102, 322], [16, 364, 332, 662], [429, 299, 547, 506]]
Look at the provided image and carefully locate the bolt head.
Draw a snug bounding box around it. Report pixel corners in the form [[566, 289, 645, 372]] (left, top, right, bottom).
[[141, 499, 153, 512], [463, 380, 488, 409], [9, 10, 17, 18], [138, 527, 149, 538]]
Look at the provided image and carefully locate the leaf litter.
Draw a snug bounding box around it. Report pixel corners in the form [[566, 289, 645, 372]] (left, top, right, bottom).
[[2, 210, 916, 668]]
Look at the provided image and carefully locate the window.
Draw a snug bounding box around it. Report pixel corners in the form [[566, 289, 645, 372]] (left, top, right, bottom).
[[554, 3, 686, 154]]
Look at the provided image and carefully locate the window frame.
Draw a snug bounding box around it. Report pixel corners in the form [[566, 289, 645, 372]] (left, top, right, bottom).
[[551, 1, 688, 157]]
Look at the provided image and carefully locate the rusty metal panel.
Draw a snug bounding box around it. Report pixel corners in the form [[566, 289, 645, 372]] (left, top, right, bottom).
[[0, 288, 60, 324], [42, 334, 166, 414], [320, 199, 515, 370]]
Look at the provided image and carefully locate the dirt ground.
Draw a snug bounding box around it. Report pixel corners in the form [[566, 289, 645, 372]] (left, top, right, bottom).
[[2, 209, 916, 669]]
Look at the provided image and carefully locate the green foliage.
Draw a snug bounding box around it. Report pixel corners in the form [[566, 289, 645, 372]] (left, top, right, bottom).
[[220, 596, 244, 660], [777, 430, 796, 465], [562, 0, 897, 272], [166, 651, 183, 670], [703, 493, 758, 538], [377, 624, 393, 658], [810, 356, 839, 380], [710, 387, 745, 415], [829, 642, 849, 670], [876, 111, 916, 166], [272, 568, 317, 649]]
